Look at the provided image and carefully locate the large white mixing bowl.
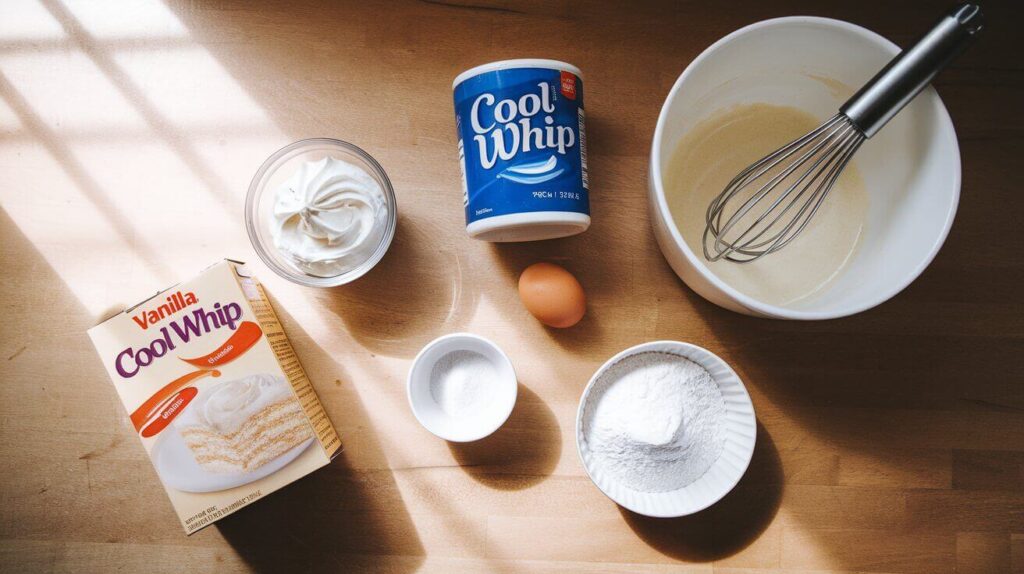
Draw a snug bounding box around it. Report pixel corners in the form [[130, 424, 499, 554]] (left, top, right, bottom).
[[649, 17, 962, 319]]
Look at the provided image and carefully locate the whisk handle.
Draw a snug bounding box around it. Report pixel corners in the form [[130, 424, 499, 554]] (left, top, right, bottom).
[[841, 4, 983, 138]]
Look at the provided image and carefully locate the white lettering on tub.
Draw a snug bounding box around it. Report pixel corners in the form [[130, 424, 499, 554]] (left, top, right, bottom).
[[470, 82, 576, 170]]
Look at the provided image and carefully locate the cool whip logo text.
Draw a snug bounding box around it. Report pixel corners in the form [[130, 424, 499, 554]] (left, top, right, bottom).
[[470, 82, 576, 170], [115, 302, 242, 378]]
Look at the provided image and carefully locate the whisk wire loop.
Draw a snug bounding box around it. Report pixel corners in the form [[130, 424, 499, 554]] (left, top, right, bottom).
[[702, 114, 866, 263], [709, 116, 854, 256], [701, 4, 982, 264], [775, 132, 864, 253]]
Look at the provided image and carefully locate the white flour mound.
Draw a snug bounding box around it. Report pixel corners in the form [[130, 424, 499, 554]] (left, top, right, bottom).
[[584, 352, 726, 492]]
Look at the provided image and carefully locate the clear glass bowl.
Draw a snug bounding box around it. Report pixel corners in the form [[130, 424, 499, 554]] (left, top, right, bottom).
[[245, 138, 397, 287]]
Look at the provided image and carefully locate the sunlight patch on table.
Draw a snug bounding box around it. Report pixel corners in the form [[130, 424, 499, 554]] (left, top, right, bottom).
[[0, 142, 166, 315], [0, 98, 22, 133], [0, 52, 147, 134], [111, 47, 272, 129], [60, 0, 187, 40], [0, 0, 65, 42]]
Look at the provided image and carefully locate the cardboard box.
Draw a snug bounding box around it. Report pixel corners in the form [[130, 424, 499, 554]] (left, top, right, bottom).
[[88, 260, 341, 534]]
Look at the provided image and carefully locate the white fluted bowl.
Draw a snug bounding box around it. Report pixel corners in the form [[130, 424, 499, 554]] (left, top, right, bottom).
[[576, 341, 756, 517]]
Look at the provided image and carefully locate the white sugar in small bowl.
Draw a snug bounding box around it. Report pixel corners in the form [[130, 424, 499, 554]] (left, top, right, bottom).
[[576, 341, 756, 517], [407, 333, 518, 442]]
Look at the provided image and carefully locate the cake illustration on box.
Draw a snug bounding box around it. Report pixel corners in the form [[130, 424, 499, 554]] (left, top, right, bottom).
[[88, 261, 342, 534], [175, 373, 314, 474]]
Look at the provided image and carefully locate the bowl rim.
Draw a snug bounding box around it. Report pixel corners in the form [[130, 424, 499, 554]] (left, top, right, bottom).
[[649, 16, 962, 320], [406, 332, 519, 443], [244, 137, 398, 288], [575, 340, 757, 517]]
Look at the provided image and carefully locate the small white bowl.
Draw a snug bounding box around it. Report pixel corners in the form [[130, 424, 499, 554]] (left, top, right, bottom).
[[407, 333, 518, 442], [649, 17, 962, 319], [576, 341, 756, 517]]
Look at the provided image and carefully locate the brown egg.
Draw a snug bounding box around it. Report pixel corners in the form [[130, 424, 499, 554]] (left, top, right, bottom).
[[518, 262, 586, 328]]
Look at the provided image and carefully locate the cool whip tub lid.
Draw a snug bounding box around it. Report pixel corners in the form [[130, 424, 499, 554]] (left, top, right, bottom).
[[453, 59, 590, 242], [453, 58, 584, 89], [87, 260, 342, 534]]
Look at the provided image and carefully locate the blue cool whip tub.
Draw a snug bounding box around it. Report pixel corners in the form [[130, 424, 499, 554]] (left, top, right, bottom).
[[453, 59, 590, 242]]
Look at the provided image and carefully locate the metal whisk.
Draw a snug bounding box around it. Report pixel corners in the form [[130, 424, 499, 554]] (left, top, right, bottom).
[[704, 4, 984, 263]]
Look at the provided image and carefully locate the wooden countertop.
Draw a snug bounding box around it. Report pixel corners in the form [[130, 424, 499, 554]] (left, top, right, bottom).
[[1, 1, 1022, 572]]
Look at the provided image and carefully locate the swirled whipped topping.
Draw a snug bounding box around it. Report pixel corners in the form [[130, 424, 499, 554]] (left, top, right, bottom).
[[271, 156, 389, 277], [177, 374, 293, 435]]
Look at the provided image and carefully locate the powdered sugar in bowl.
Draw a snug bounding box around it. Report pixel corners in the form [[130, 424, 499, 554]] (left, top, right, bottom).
[[576, 341, 756, 517]]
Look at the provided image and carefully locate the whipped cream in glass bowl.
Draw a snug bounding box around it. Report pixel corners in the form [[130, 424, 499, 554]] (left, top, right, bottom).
[[246, 138, 397, 286]]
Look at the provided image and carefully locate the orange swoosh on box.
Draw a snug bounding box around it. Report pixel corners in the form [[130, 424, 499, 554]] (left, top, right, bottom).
[[178, 321, 262, 368], [129, 369, 220, 432]]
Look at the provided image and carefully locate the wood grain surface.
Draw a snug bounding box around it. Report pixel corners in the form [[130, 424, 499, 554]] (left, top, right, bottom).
[[1, 0, 1022, 572]]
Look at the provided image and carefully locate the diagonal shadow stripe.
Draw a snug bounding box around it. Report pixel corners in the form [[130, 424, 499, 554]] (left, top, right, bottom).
[[0, 70, 172, 283], [37, 0, 242, 215]]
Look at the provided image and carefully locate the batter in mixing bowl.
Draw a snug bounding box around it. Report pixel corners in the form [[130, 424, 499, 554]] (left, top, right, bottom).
[[666, 103, 868, 307]]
